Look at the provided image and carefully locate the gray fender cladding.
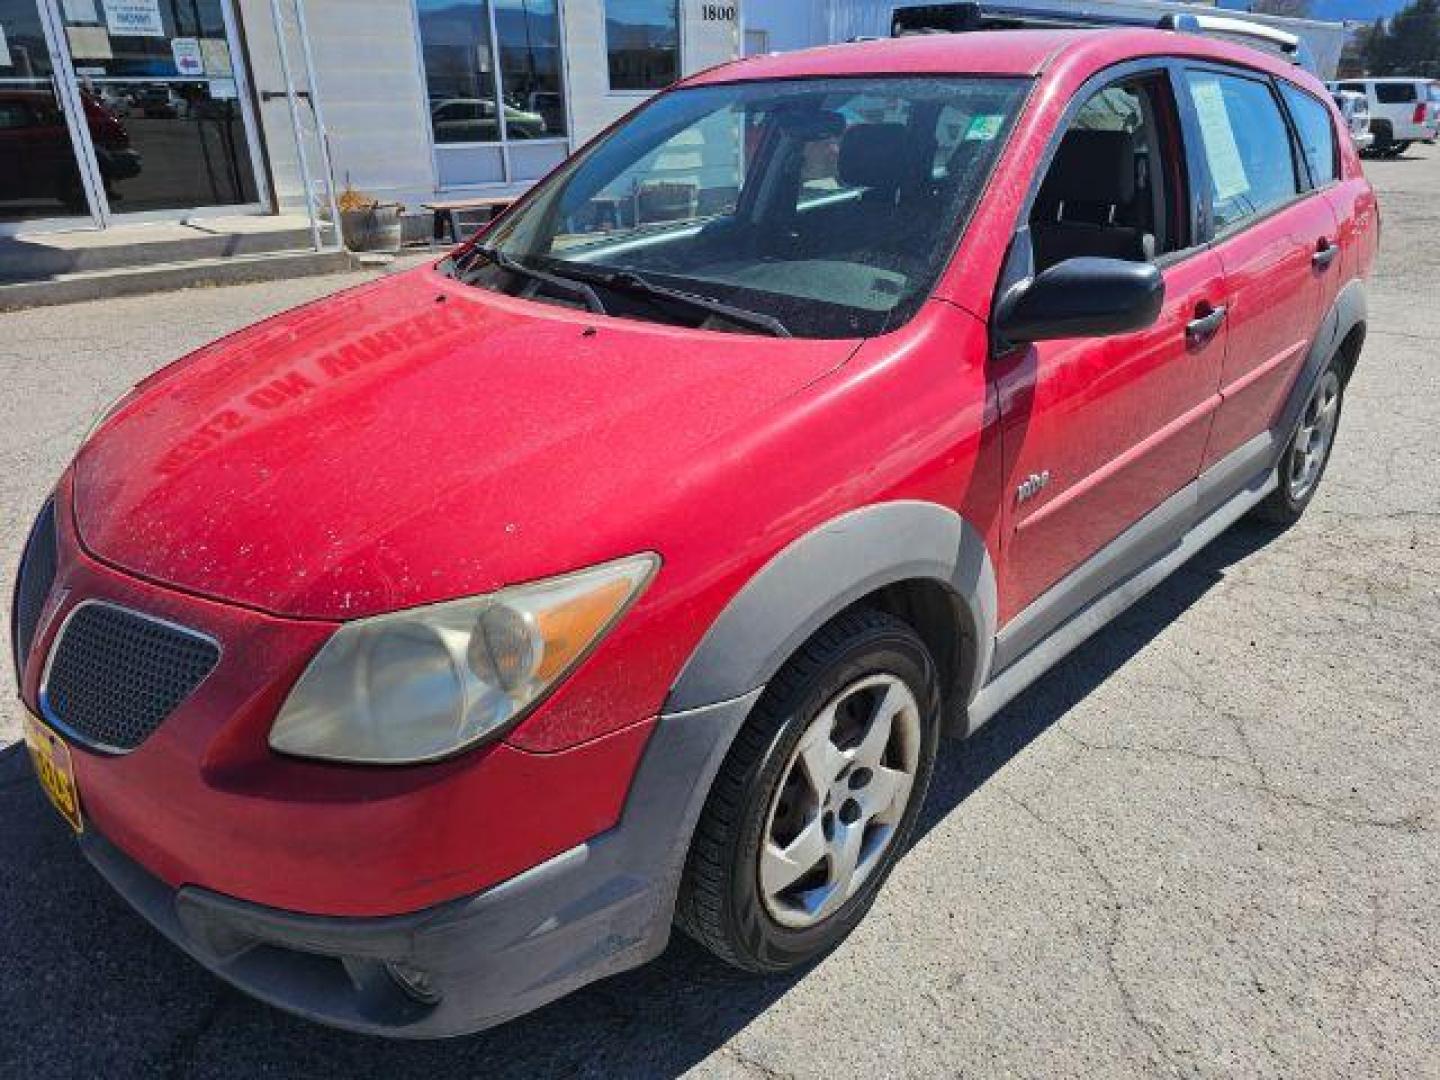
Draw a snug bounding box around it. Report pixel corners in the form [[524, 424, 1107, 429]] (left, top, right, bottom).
[[1272, 278, 1366, 461], [666, 500, 998, 714]]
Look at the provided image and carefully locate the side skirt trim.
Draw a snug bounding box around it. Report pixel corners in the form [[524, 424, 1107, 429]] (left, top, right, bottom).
[[962, 435, 1276, 736]]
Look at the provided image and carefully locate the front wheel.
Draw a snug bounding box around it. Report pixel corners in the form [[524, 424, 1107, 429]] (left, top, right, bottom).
[[1252, 363, 1344, 525], [676, 607, 940, 973]]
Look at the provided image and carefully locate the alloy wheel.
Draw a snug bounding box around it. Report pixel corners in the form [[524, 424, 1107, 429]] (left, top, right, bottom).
[[759, 673, 922, 929], [1287, 370, 1342, 502]]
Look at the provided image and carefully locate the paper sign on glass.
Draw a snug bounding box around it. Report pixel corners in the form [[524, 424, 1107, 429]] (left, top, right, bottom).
[[172, 36, 204, 76], [1189, 75, 1250, 203], [210, 77, 237, 100], [0, 26, 11, 69], [102, 0, 164, 38], [200, 37, 232, 76], [67, 26, 114, 60], [63, 0, 101, 22]]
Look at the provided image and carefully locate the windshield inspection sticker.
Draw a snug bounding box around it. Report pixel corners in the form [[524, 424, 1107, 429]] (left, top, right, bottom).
[[964, 114, 1004, 141], [1189, 75, 1251, 202]]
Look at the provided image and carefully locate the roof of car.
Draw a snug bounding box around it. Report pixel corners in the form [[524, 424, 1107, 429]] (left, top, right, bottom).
[[682, 27, 1303, 86]]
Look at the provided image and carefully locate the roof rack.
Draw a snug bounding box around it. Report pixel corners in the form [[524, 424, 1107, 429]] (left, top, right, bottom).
[[890, 3, 1307, 66]]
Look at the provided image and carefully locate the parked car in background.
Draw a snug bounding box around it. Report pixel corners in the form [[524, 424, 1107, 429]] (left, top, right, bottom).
[[1332, 89, 1374, 153], [1332, 77, 1440, 156], [430, 97, 545, 142], [0, 88, 140, 211], [137, 83, 181, 119], [16, 27, 1376, 1039]]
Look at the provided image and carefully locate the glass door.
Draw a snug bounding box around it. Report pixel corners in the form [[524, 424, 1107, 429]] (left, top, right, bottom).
[[0, 0, 99, 231], [51, 0, 264, 220]]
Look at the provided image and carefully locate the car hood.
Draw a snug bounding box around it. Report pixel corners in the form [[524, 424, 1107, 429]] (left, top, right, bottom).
[[73, 265, 856, 619]]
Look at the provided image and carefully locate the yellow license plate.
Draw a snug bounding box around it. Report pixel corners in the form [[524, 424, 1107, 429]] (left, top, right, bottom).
[[23, 713, 83, 834]]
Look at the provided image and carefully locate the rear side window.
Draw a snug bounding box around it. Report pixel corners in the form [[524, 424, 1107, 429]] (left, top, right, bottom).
[[1185, 71, 1300, 232], [1280, 84, 1338, 186], [1374, 83, 1418, 104]]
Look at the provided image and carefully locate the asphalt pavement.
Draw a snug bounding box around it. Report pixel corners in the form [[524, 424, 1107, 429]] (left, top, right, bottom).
[[0, 149, 1436, 1078]]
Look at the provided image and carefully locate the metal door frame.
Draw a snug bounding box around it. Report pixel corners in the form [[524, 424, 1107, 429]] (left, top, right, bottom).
[[10, 0, 272, 233], [0, 0, 102, 235]]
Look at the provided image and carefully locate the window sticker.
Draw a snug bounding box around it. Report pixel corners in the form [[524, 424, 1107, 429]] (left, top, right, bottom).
[[171, 37, 204, 76], [1189, 75, 1250, 202], [102, 0, 164, 38], [63, 0, 100, 22], [964, 114, 1003, 141], [67, 26, 113, 60], [200, 38, 232, 76]]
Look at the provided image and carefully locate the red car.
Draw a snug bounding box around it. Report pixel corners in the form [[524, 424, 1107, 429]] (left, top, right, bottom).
[[14, 28, 1375, 1036]]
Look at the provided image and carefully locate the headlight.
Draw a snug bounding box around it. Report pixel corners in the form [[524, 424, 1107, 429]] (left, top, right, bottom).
[[269, 553, 658, 764]]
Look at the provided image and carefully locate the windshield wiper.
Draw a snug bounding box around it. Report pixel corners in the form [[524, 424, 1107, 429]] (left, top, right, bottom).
[[558, 264, 791, 338], [458, 245, 608, 316]]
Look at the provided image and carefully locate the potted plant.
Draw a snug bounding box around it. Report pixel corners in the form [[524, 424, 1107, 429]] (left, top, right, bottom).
[[336, 182, 403, 253]]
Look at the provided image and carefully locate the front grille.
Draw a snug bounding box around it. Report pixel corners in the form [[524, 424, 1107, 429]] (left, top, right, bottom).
[[13, 498, 58, 678], [42, 602, 220, 753]]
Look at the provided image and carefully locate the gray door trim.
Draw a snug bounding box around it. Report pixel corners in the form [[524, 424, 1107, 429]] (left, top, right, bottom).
[[966, 436, 1277, 736]]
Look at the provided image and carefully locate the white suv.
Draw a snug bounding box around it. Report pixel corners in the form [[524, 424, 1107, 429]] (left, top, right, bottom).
[[1331, 90, 1374, 153], [1332, 77, 1440, 156]]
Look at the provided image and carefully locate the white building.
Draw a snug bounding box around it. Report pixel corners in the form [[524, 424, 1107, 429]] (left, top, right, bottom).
[[0, 0, 1341, 250], [1, 0, 742, 241]]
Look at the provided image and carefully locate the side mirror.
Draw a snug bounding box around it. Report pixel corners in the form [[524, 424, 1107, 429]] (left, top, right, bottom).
[[995, 257, 1165, 345]]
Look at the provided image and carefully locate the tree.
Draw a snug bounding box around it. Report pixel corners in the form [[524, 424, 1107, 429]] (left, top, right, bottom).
[[1362, 0, 1440, 76]]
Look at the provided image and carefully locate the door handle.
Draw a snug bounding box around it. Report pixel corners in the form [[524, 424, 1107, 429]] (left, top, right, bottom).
[[1312, 239, 1339, 269], [1186, 303, 1227, 345]]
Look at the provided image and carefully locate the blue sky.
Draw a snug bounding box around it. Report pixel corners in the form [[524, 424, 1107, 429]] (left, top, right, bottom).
[[1218, 0, 1409, 20]]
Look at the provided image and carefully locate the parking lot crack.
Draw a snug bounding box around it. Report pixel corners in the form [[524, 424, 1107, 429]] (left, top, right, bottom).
[[719, 1046, 795, 1079], [1055, 722, 1253, 777], [1001, 789, 1183, 1075], [1227, 715, 1431, 835]]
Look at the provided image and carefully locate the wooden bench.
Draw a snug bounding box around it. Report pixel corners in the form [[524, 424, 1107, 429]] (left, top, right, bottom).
[[421, 196, 516, 245]]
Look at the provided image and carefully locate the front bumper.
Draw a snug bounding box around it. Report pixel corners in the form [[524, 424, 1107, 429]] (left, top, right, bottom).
[[19, 480, 652, 916], [70, 691, 760, 1037]]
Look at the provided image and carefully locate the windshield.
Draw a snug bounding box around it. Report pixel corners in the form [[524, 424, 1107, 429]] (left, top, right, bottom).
[[466, 76, 1028, 338]]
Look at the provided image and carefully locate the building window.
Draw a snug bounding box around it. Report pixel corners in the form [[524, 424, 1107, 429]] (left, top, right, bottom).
[[497, 0, 567, 137], [605, 0, 679, 91], [417, 0, 567, 146]]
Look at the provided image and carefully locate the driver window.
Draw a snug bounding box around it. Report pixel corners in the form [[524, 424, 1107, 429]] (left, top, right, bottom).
[[1030, 75, 1184, 273]]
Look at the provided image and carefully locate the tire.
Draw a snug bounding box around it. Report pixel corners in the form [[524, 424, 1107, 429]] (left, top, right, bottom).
[[675, 606, 941, 973], [1251, 358, 1345, 525]]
